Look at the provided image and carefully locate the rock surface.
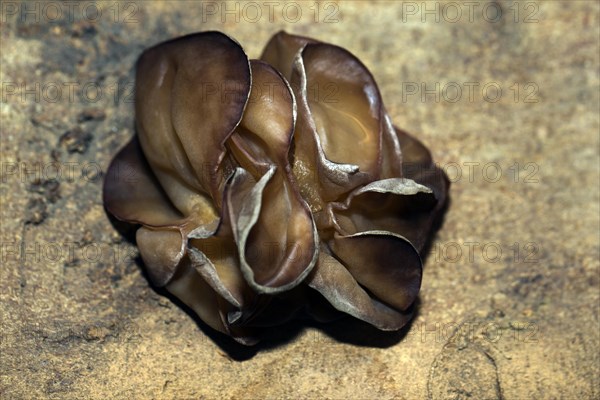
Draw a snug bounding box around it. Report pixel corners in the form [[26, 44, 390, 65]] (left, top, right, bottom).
[[1, 1, 598, 398]]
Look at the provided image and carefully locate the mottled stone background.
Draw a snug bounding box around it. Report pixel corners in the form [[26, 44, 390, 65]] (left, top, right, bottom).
[[1, 1, 598, 398]]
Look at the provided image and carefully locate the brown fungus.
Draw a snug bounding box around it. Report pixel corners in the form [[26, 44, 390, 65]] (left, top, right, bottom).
[[104, 31, 449, 344]]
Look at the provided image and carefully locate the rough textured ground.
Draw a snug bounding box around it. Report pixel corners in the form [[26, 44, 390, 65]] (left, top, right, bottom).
[[1, 1, 599, 399]]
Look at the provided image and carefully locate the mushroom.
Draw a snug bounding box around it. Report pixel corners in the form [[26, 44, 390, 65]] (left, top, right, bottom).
[[104, 31, 449, 344]]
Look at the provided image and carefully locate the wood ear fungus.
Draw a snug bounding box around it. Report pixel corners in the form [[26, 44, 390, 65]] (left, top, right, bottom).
[[104, 31, 449, 344]]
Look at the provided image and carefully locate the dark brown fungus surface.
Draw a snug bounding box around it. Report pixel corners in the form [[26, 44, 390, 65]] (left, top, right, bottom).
[[103, 31, 449, 344]]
